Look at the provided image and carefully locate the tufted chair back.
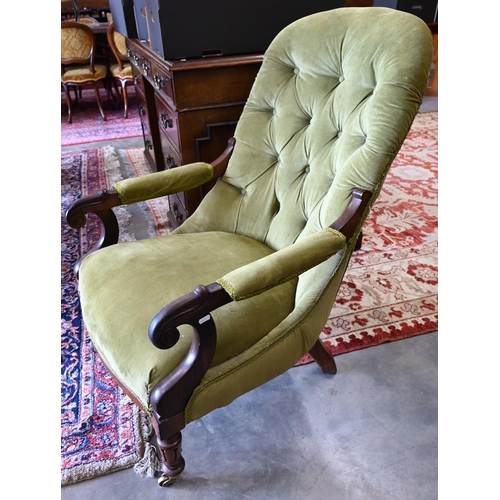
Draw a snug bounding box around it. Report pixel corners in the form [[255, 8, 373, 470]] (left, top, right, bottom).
[[176, 6, 433, 303]]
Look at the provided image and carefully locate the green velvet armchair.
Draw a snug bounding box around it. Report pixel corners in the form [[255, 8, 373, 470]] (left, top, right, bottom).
[[65, 7, 433, 487]]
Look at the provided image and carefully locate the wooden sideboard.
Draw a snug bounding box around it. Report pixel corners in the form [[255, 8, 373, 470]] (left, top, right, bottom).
[[126, 38, 263, 227]]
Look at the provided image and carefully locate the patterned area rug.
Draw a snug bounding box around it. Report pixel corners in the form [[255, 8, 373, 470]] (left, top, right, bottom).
[[61, 87, 143, 147], [120, 148, 172, 236], [299, 111, 438, 364], [61, 147, 153, 485]]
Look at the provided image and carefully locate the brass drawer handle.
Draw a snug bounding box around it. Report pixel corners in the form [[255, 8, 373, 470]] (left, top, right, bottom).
[[166, 154, 177, 169], [127, 48, 132, 58], [142, 61, 150, 76], [139, 104, 146, 116], [153, 74, 165, 90], [133, 74, 140, 85], [132, 54, 140, 66], [160, 112, 173, 129], [172, 203, 184, 222]]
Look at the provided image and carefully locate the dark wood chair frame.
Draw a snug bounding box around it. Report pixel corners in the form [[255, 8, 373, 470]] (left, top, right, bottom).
[[61, 21, 107, 124], [66, 138, 371, 486], [106, 22, 134, 119]]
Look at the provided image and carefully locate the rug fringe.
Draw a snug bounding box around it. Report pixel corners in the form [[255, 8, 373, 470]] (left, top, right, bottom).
[[133, 441, 163, 478], [124, 399, 164, 478]]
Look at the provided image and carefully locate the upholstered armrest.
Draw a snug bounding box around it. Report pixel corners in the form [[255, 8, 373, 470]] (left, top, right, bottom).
[[113, 162, 214, 204], [216, 228, 346, 301], [147, 188, 369, 432], [149, 187, 371, 349]]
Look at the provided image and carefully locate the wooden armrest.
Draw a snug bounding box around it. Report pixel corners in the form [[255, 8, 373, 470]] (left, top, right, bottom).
[[148, 283, 232, 432], [201, 138, 235, 195], [65, 189, 123, 276], [330, 188, 371, 242]]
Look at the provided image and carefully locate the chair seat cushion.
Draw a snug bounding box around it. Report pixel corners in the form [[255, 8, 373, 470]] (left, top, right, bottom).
[[79, 231, 297, 412], [110, 62, 132, 79], [61, 64, 107, 83]]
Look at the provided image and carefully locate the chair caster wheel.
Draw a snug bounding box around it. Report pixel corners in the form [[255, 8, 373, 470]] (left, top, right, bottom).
[[158, 474, 177, 487]]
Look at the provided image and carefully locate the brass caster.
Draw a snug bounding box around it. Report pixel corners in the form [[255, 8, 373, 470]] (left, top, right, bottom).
[[158, 474, 177, 487]]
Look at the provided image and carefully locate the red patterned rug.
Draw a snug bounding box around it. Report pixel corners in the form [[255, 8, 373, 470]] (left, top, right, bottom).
[[61, 147, 152, 485], [299, 111, 438, 364], [61, 87, 143, 147]]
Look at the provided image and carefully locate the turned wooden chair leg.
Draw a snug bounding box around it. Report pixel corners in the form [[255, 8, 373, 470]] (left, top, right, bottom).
[[156, 431, 186, 487], [122, 81, 129, 118], [309, 338, 337, 374]]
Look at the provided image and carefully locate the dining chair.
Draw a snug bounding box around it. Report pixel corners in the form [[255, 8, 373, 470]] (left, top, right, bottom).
[[61, 21, 108, 124], [107, 22, 134, 118]]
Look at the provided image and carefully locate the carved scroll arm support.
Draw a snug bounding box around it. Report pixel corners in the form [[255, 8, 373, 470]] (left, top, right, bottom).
[[65, 189, 122, 276], [148, 283, 232, 437]]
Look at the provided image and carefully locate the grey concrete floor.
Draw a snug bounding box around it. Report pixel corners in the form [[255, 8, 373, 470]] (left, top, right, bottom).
[[61, 332, 437, 500], [61, 96, 438, 499]]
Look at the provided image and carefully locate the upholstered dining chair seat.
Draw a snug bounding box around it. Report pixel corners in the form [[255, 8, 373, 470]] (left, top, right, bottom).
[[109, 62, 132, 79], [61, 63, 108, 83]]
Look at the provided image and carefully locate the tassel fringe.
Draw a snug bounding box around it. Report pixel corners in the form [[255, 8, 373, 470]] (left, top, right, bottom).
[[134, 441, 163, 478]]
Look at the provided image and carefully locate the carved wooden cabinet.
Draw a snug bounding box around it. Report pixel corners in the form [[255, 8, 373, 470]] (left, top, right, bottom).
[[126, 38, 262, 227]]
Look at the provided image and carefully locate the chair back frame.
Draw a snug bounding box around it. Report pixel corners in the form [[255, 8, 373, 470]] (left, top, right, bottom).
[[61, 21, 98, 73], [107, 22, 129, 71]]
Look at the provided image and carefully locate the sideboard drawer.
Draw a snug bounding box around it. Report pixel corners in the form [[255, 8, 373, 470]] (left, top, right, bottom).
[[137, 99, 156, 164], [150, 62, 175, 106], [159, 127, 182, 170], [167, 193, 187, 227], [157, 137, 188, 228], [155, 94, 180, 154], [131, 64, 145, 96]]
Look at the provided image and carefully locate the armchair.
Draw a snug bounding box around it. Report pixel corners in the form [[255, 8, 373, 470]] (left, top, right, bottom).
[[65, 7, 433, 487]]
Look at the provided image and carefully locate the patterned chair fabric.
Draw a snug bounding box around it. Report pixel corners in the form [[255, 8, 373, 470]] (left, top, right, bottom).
[[113, 30, 128, 56], [61, 26, 94, 60]]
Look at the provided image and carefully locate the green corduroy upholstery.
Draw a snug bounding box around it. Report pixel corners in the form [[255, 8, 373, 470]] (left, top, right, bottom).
[[78, 7, 433, 422]]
